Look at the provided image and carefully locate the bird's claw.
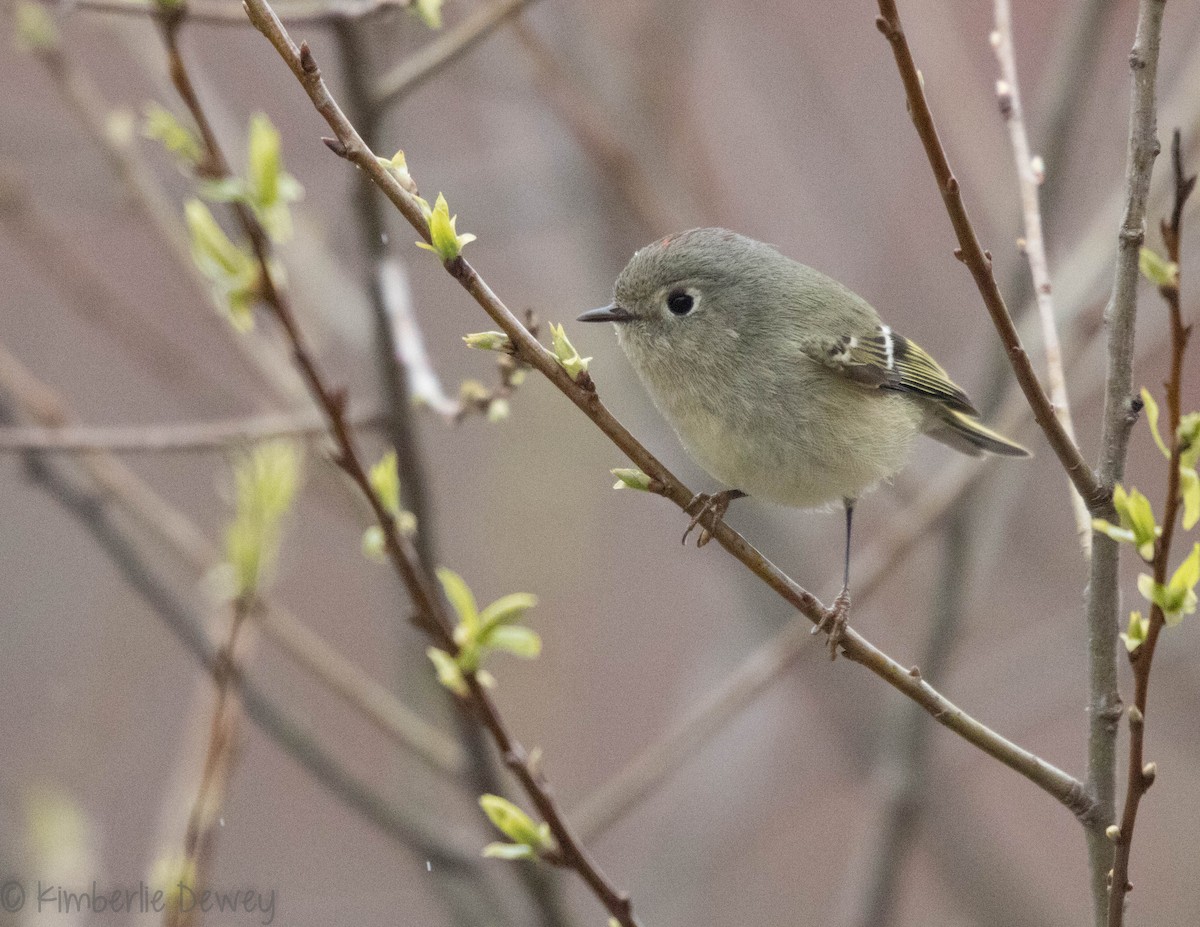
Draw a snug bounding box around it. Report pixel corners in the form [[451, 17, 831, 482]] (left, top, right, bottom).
[[812, 587, 851, 660], [682, 491, 738, 547]]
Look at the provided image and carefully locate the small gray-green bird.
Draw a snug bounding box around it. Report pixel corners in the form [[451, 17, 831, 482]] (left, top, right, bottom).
[[578, 228, 1028, 652]]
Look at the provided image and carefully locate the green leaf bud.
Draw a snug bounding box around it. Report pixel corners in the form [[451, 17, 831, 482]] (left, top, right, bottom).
[[416, 193, 475, 261], [548, 322, 591, 380]]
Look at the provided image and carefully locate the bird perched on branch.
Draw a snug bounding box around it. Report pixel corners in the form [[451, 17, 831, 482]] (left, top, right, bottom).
[[578, 228, 1028, 656]]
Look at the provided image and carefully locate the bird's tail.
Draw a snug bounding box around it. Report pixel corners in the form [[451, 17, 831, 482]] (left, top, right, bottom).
[[924, 407, 1030, 458]]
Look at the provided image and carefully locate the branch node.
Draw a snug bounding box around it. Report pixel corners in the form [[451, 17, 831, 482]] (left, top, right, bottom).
[[299, 40, 319, 74], [322, 136, 349, 158]]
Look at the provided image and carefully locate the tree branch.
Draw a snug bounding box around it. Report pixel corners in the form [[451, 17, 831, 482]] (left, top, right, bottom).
[[1088, 2, 1168, 921], [0, 407, 382, 452], [242, 0, 1098, 828], [0, 339, 464, 779], [168, 11, 637, 924], [991, 0, 1090, 555], [873, 0, 1106, 514], [0, 396, 477, 873], [372, 0, 539, 110], [44, 0, 412, 25], [1108, 127, 1193, 927]]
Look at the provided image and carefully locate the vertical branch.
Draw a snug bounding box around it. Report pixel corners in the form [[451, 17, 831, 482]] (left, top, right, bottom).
[[1107, 129, 1194, 927], [332, 20, 436, 568], [332, 18, 569, 926], [168, 595, 255, 927], [992, 0, 1090, 555], [1085, 2, 1167, 921]]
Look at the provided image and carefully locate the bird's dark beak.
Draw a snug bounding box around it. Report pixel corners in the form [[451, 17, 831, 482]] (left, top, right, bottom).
[[577, 304, 632, 323]]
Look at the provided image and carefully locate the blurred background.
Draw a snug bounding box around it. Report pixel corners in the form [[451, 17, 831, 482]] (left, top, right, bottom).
[[1, 0, 1199, 925]]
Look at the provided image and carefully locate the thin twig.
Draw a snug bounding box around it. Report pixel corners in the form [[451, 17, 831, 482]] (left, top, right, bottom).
[[992, 0, 1090, 555], [1108, 128, 1193, 927], [174, 11, 637, 923], [45, 0, 411, 25], [873, 0, 1106, 515], [333, 20, 568, 922], [1088, 2, 1168, 921], [333, 16, 437, 571], [25, 31, 305, 403], [0, 407, 382, 452], [169, 594, 255, 927], [372, 0, 539, 110], [0, 339, 463, 778], [243, 0, 1098, 829], [0, 396, 475, 870]]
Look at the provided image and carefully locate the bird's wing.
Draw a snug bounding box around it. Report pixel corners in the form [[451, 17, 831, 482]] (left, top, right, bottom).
[[805, 323, 979, 415]]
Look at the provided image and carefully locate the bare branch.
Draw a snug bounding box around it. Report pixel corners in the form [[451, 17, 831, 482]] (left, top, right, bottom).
[[1087, 2, 1168, 921], [242, 0, 1097, 828], [0, 407, 381, 452], [0, 339, 464, 778], [372, 0, 540, 110], [992, 0, 1090, 555], [873, 0, 1106, 514], [44, 0, 412, 26], [0, 354, 474, 870]]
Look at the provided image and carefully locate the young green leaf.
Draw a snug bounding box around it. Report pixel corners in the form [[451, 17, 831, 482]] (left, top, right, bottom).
[[1181, 468, 1199, 531], [1114, 484, 1159, 561], [416, 193, 475, 261], [142, 103, 203, 166], [1141, 387, 1170, 459], [368, 450, 402, 516], [184, 199, 260, 331], [463, 331, 513, 353], [245, 113, 303, 241], [411, 0, 444, 28], [1120, 611, 1149, 653], [224, 441, 303, 598], [482, 625, 542, 659], [482, 842, 536, 860], [377, 149, 417, 192], [437, 567, 480, 634], [549, 323, 591, 380], [1138, 246, 1180, 289], [478, 795, 551, 850], [1139, 544, 1200, 626], [14, 2, 59, 52], [478, 592, 538, 635], [427, 647, 468, 697], [612, 467, 654, 491]]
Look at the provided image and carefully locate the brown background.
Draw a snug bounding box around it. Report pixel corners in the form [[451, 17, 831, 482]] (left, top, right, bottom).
[[2, 0, 1199, 925]]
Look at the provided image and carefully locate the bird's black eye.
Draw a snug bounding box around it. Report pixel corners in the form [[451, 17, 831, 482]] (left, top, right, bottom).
[[666, 290, 695, 315]]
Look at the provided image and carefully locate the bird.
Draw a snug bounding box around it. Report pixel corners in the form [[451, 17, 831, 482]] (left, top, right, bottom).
[[577, 228, 1028, 655]]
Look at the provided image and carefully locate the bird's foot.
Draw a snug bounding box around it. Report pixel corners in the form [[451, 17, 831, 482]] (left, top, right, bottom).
[[682, 489, 744, 547], [812, 587, 851, 660]]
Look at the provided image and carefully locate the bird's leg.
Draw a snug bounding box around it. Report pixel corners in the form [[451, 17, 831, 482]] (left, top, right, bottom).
[[812, 498, 854, 659], [682, 489, 747, 547]]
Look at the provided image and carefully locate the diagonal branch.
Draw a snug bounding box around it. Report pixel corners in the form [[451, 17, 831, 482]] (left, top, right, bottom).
[[164, 10, 637, 924], [873, 0, 1106, 515], [372, 0, 540, 110], [242, 0, 1097, 827]]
